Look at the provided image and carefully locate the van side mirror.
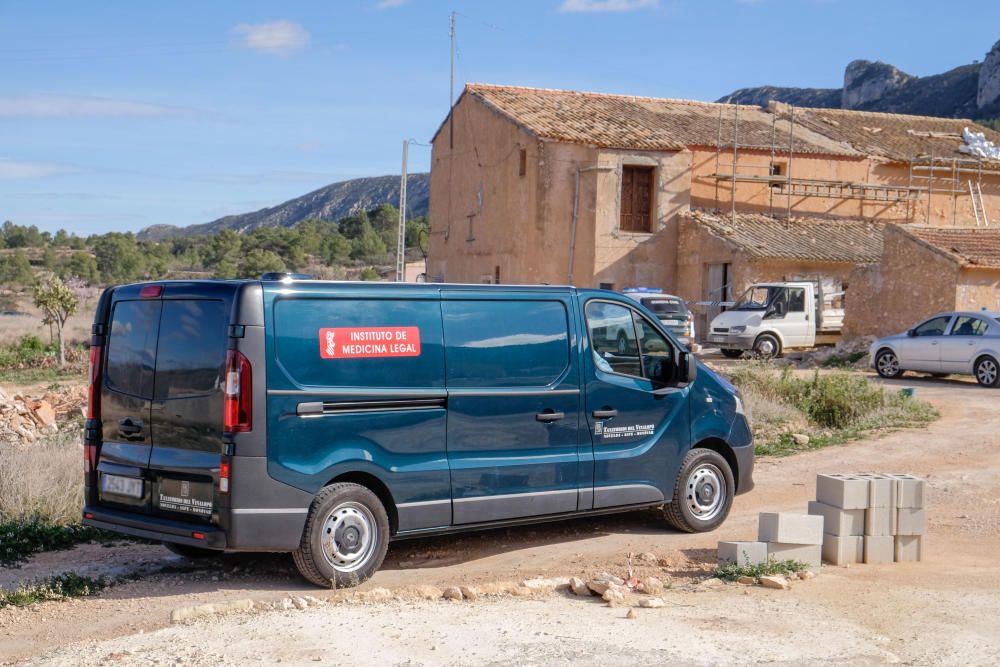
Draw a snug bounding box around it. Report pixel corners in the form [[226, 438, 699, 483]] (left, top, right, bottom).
[[678, 351, 697, 385]]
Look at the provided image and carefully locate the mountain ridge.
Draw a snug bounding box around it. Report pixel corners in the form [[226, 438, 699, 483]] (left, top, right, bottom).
[[138, 173, 429, 241]]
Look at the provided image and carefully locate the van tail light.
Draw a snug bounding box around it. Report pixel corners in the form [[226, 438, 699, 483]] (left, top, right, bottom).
[[87, 345, 103, 420], [224, 350, 252, 432], [219, 459, 231, 494]]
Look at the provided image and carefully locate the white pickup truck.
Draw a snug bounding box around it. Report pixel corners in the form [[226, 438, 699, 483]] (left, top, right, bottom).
[[706, 281, 844, 358]]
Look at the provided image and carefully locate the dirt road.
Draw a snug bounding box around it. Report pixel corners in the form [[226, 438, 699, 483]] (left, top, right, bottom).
[[3, 376, 1000, 665]]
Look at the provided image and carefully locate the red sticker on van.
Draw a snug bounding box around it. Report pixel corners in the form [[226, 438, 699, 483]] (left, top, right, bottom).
[[319, 327, 421, 359]]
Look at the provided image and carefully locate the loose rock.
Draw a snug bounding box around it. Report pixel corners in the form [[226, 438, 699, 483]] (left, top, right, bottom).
[[737, 576, 757, 585], [758, 575, 790, 590], [442, 586, 463, 601], [569, 577, 591, 596], [459, 586, 478, 601], [639, 597, 665, 608], [625, 608, 637, 619], [415, 585, 444, 600]]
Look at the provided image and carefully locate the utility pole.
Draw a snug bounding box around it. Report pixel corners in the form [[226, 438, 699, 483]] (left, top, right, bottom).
[[449, 11, 456, 149], [396, 140, 409, 282]]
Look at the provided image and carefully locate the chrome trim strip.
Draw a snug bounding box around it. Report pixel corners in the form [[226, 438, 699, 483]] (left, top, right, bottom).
[[396, 499, 452, 508], [453, 488, 577, 504], [230, 508, 308, 515], [269, 388, 448, 398]]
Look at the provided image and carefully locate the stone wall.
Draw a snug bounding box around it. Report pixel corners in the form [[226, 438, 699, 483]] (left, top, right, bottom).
[[843, 225, 960, 338]]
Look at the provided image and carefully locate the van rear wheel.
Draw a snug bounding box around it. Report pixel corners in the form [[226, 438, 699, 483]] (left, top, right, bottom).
[[293, 482, 390, 588], [662, 448, 734, 533]]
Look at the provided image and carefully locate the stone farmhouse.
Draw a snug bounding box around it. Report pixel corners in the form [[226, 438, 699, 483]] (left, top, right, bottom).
[[425, 84, 1000, 338]]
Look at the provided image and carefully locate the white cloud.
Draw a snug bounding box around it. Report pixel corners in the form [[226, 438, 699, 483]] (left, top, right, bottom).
[[376, 0, 408, 8], [559, 0, 657, 12], [0, 95, 175, 118], [233, 20, 310, 56], [0, 158, 73, 180]]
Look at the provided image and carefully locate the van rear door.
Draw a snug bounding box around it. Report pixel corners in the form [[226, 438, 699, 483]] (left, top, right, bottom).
[[147, 296, 231, 521]]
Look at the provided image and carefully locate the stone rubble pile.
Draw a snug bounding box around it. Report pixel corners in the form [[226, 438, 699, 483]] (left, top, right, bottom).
[[797, 335, 876, 368], [0, 384, 87, 444]]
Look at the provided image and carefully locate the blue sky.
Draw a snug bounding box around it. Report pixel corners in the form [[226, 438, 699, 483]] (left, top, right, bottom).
[[2, 0, 999, 236]]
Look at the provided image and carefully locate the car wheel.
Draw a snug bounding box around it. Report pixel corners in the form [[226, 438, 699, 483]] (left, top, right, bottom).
[[293, 482, 390, 588], [975, 355, 1000, 387], [720, 349, 744, 359], [163, 542, 221, 559], [875, 349, 903, 379], [752, 334, 781, 359], [616, 332, 628, 354], [662, 448, 735, 533]]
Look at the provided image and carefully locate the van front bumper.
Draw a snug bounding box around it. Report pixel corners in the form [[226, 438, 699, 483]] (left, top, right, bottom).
[[83, 506, 227, 550], [706, 333, 755, 350]]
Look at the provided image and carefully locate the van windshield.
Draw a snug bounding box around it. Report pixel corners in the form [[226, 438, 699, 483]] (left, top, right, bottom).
[[732, 286, 783, 311], [641, 297, 686, 316]]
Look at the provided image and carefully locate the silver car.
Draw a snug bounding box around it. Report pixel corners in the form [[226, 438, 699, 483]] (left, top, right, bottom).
[[870, 311, 1000, 387]]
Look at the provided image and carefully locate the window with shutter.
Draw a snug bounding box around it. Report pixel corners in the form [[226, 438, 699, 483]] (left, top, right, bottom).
[[620, 166, 653, 232]]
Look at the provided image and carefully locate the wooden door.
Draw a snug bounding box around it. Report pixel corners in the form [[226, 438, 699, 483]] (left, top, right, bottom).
[[620, 166, 653, 232]]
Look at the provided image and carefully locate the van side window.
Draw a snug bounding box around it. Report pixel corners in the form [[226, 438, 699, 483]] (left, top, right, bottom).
[[442, 300, 569, 387], [106, 300, 161, 399], [787, 288, 806, 313], [585, 301, 641, 377], [272, 298, 444, 388], [632, 312, 676, 384], [154, 300, 229, 399]]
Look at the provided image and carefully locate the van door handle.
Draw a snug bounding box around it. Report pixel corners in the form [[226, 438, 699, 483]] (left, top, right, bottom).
[[592, 409, 618, 419], [535, 411, 565, 423], [118, 418, 143, 435]]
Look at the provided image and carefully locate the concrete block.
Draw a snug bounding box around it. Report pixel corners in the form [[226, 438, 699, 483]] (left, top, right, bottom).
[[886, 474, 926, 508], [896, 508, 927, 536], [758, 512, 824, 545], [717, 541, 768, 566], [863, 535, 894, 564], [855, 473, 895, 508], [894, 535, 923, 562], [766, 542, 822, 568], [822, 534, 864, 565], [865, 506, 893, 536], [816, 474, 870, 510], [808, 500, 865, 536]]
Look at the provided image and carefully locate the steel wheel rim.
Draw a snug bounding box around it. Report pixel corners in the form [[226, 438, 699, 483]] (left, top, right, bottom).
[[756, 339, 776, 357], [686, 464, 726, 522], [978, 359, 997, 385], [877, 352, 899, 376], [320, 502, 378, 573]]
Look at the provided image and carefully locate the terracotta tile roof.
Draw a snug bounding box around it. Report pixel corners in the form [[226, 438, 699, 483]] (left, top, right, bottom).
[[685, 209, 884, 264], [903, 226, 1000, 268], [785, 105, 1000, 166], [453, 84, 860, 156]]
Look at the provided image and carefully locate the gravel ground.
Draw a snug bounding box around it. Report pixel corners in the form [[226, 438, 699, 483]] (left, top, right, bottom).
[[2, 373, 1000, 665]]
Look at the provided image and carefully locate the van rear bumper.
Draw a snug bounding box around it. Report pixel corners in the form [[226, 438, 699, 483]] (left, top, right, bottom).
[[82, 506, 227, 550]]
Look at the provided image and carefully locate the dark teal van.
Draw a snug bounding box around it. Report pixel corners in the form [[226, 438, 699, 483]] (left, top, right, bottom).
[[83, 278, 753, 587]]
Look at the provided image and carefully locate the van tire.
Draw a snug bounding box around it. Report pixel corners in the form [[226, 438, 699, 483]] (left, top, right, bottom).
[[293, 482, 390, 588], [752, 334, 781, 359], [163, 542, 220, 559], [662, 448, 735, 533], [720, 349, 744, 359]]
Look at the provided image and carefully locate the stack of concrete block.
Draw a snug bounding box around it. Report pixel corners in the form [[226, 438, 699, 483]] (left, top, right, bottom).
[[810, 473, 926, 565], [757, 512, 823, 568]]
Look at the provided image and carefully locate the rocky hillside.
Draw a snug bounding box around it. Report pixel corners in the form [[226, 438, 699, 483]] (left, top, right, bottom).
[[719, 39, 1000, 122], [139, 173, 429, 240]]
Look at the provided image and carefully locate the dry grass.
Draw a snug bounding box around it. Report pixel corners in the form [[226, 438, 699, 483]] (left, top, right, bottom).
[[0, 294, 95, 347], [0, 429, 83, 524]]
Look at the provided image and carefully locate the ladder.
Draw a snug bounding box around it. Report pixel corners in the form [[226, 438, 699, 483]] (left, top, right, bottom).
[[970, 180, 990, 227]]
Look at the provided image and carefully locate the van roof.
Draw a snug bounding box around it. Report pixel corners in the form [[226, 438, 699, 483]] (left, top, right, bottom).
[[117, 278, 584, 293]]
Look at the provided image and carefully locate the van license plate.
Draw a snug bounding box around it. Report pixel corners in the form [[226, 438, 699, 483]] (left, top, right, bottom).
[[101, 473, 143, 499]]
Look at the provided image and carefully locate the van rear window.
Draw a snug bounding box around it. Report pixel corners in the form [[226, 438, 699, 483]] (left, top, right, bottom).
[[154, 300, 229, 399], [106, 300, 161, 399], [442, 300, 570, 387]]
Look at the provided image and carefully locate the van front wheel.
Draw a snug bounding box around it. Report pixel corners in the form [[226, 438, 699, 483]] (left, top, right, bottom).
[[662, 448, 735, 533], [293, 482, 390, 588]]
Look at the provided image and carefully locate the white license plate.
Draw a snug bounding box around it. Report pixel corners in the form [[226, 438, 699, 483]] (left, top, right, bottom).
[[101, 473, 144, 499], [709, 335, 725, 343]]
